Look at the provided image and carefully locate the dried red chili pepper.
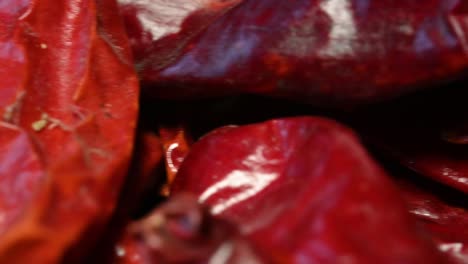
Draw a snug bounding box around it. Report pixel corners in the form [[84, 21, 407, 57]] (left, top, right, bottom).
[[117, 0, 243, 73], [119, 0, 468, 105], [406, 190, 468, 263], [395, 178, 468, 264], [111, 194, 265, 264], [0, 0, 138, 262], [171, 117, 444, 263], [159, 126, 192, 196]]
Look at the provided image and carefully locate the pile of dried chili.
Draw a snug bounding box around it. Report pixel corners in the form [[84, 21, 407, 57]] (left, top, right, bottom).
[[0, 0, 467, 263]]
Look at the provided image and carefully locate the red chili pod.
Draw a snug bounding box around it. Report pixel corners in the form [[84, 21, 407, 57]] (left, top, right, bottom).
[[0, 0, 139, 262], [159, 125, 192, 195], [397, 179, 468, 264], [120, 0, 468, 106], [111, 194, 265, 264], [172, 117, 443, 263]]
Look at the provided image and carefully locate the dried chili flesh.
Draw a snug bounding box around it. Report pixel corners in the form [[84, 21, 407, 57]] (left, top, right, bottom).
[[0, 0, 139, 262], [120, 0, 468, 106], [111, 194, 265, 264], [172, 117, 444, 263], [399, 180, 468, 263]]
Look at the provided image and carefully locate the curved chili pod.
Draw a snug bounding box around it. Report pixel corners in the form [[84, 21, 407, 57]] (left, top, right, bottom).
[[397, 180, 468, 264], [120, 0, 468, 105], [117, 0, 243, 73], [112, 194, 265, 264], [0, 0, 138, 262], [159, 125, 192, 195], [171, 117, 443, 263]]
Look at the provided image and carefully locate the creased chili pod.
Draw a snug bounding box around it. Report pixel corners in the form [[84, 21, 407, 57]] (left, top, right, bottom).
[[0, 0, 139, 262], [120, 0, 468, 106], [172, 117, 445, 263], [112, 194, 266, 264], [398, 179, 468, 264]]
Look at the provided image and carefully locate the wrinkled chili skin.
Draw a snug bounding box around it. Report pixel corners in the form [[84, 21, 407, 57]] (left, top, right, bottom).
[[172, 117, 444, 263], [120, 0, 468, 105], [0, 0, 139, 262], [117, 0, 243, 73]]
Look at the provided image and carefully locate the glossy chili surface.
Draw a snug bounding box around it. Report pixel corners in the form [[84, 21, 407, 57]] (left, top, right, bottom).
[[0, 1, 467, 263], [111, 194, 266, 264], [120, 0, 468, 105], [172, 117, 444, 263], [400, 181, 468, 264]]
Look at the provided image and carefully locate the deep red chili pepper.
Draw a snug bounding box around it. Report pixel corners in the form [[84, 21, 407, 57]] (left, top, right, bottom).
[[111, 194, 265, 264], [119, 0, 468, 106], [0, 0, 138, 262], [117, 0, 243, 73], [399, 181, 468, 264], [171, 117, 444, 263]]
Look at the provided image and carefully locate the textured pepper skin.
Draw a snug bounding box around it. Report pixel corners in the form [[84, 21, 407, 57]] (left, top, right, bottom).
[[118, 0, 243, 73], [0, 0, 138, 262], [120, 0, 468, 105], [172, 117, 443, 263]]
